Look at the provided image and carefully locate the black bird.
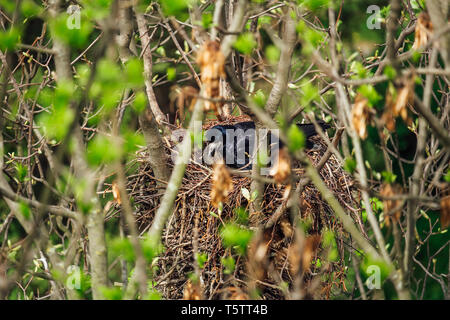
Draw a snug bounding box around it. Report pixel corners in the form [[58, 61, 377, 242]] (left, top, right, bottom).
[[205, 120, 330, 169]]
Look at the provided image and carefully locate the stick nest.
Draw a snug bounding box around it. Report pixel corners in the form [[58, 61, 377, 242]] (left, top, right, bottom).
[[126, 117, 363, 300]]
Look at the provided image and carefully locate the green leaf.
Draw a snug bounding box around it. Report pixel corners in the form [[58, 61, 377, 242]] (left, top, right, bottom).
[[93, 59, 124, 110], [381, 171, 397, 184], [125, 58, 144, 88], [328, 248, 338, 261], [19, 201, 31, 220], [351, 61, 368, 78], [156, 46, 166, 57], [83, 0, 113, 20], [166, 67, 176, 81], [252, 89, 266, 108], [160, 0, 191, 20], [357, 84, 381, 107], [54, 80, 76, 111], [15, 163, 28, 182], [362, 208, 368, 223], [196, 252, 208, 269], [201, 13, 213, 29], [141, 234, 164, 263], [110, 238, 135, 262], [322, 230, 338, 261], [250, 191, 258, 202], [145, 288, 162, 300], [36, 88, 53, 108], [287, 124, 305, 152], [297, 21, 323, 54], [0, 28, 21, 51], [369, 197, 383, 213], [100, 89, 122, 110], [444, 170, 450, 183], [0, 0, 15, 13], [122, 131, 145, 154], [233, 33, 257, 55], [234, 207, 249, 225], [265, 45, 280, 65], [86, 135, 121, 166], [344, 157, 357, 174], [300, 80, 319, 107], [209, 211, 219, 218], [322, 230, 336, 247], [383, 65, 397, 80], [221, 256, 235, 274], [100, 286, 123, 300], [314, 258, 322, 268], [220, 223, 253, 255], [38, 107, 75, 141], [132, 91, 147, 114], [305, 27, 323, 48], [75, 64, 91, 87], [301, 0, 331, 11], [21, 0, 42, 17], [411, 50, 422, 63], [97, 59, 122, 85], [73, 178, 95, 215], [257, 148, 269, 167]]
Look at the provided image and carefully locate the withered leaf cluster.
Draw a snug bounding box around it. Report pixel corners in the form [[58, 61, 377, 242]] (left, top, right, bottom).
[[301, 234, 322, 272], [183, 279, 203, 300], [382, 73, 414, 131], [288, 234, 321, 275], [380, 183, 403, 227], [270, 147, 292, 185], [247, 231, 270, 282], [210, 160, 233, 208], [351, 93, 372, 140], [412, 12, 433, 50], [111, 181, 121, 205], [196, 40, 226, 112], [169, 85, 199, 120]]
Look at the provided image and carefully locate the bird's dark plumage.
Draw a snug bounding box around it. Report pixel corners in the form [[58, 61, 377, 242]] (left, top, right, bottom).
[[205, 120, 330, 169]]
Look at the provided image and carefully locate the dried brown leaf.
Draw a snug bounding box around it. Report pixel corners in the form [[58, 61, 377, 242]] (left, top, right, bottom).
[[383, 73, 414, 131], [302, 234, 321, 271], [270, 147, 292, 185], [225, 287, 249, 300], [247, 230, 270, 281], [196, 41, 226, 112], [169, 85, 198, 119], [112, 181, 121, 205], [380, 183, 403, 226], [412, 12, 433, 50], [280, 217, 294, 238], [351, 93, 371, 139], [183, 279, 203, 300], [287, 243, 301, 275], [210, 160, 233, 208]]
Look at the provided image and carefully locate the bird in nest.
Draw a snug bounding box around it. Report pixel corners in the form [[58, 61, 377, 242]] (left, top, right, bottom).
[[204, 120, 331, 170]]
